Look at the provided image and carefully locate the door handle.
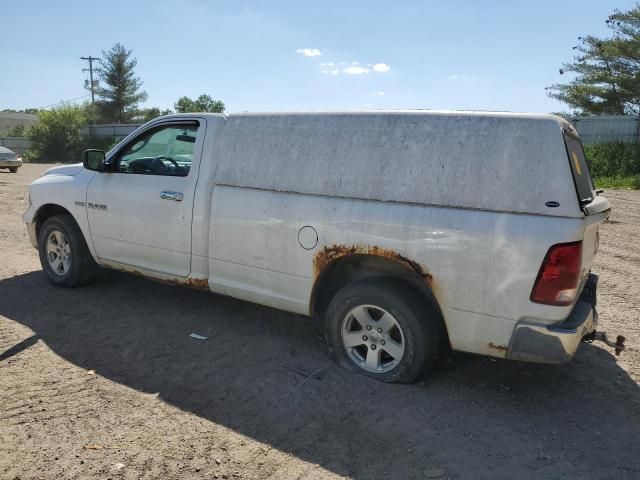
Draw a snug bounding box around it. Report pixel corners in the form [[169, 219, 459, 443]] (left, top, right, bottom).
[[160, 191, 183, 202]]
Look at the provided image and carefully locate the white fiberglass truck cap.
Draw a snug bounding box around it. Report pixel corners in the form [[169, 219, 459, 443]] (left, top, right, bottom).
[[23, 110, 623, 383]]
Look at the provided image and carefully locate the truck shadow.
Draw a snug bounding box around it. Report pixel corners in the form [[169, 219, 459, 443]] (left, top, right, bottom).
[[1, 269, 639, 479]]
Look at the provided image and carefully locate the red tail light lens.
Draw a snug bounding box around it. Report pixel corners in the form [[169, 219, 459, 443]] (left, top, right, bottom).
[[530, 241, 582, 306]]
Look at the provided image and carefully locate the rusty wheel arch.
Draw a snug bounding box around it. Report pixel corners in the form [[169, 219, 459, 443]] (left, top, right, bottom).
[[310, 245, 449, 351]]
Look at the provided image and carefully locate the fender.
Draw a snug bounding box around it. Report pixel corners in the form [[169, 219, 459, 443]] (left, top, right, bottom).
[[23, 167, 100, 263]]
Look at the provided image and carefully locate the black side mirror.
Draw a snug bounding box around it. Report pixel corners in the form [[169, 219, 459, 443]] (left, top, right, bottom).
[[83, 149, 106, 171]]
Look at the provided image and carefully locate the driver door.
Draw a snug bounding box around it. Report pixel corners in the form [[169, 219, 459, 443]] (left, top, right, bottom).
[[86, 120, 204, 277]]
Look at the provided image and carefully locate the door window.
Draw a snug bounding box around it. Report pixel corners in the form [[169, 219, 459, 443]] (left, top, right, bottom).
[[115, 123, 199, 176]]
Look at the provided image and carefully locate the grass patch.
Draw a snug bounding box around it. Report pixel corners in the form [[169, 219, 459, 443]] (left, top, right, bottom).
[[592, 175, 640, 189]]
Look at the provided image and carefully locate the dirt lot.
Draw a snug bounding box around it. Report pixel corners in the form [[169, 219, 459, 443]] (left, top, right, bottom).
[[1, 163, 639, 480]]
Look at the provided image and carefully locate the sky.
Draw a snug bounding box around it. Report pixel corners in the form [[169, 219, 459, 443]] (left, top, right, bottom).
[[1, 0, 637, 114]]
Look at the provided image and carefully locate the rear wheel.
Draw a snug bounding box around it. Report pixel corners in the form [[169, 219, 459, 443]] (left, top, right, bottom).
[[324, 279, 440, 383], [9, 167, 18, 173], [38, 215, 98, 287]]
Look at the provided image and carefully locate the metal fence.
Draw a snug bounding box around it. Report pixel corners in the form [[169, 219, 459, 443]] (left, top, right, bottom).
[[80, 124, 140, 139], [0, 137, 31, 155], [0, 124, 141, 155], [570, 116, 640, 144]]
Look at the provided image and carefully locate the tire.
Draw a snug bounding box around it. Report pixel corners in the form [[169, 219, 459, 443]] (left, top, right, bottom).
[[9, 167, 18, 173], [324, 279, 440, 383], [38, 214, 99, 287]]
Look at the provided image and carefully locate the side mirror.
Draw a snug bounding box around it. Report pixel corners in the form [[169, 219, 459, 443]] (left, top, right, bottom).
[[83, 149, 106, 171]]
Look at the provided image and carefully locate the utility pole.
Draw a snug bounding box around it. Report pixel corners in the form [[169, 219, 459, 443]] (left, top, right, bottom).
[[81, 56, 99, 104]]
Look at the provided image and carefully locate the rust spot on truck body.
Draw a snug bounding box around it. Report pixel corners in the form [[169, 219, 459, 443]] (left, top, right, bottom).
[[184, 277, 210, 290], [488, 342, 509, 352], [106, 264, 209, 291], [313, 244, 433, 286], [143, 272, 209, 291]]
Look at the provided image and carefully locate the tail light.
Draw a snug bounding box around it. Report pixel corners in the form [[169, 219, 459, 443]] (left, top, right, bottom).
[[530, 241, 582, 306]]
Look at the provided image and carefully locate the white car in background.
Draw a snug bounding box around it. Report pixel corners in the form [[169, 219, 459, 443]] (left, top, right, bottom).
[[0, 146, 22, 173]]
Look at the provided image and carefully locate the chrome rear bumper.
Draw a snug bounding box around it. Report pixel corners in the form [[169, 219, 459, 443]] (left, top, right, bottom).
[[507, 274, 598, 363]]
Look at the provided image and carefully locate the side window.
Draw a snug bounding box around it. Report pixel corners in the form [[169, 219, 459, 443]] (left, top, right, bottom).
[[564, 132, 594, 205], [115, 123, 199, 176]]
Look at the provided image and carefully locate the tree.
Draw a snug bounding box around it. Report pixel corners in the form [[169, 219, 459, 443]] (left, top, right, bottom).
[[1, 108, 39, 114], [174, 94, 225, 113], [28, 104, 88, 162], [547, 3, 640, 115], [95, 43, 148, 123]]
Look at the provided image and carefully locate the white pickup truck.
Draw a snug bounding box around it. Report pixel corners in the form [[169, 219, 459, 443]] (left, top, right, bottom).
[[23, 111, 617, 383]]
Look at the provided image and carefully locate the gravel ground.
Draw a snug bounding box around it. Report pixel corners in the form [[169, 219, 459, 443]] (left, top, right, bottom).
[[1, 163, 639, 480]]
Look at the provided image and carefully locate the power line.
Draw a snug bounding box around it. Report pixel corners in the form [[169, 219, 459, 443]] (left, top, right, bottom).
[[36, 94, 91, 110], [81, 56, 100, 104]]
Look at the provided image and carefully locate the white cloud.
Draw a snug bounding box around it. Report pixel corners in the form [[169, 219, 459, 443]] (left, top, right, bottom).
[[296, 48, 322, 57], [372, 63, 390, 73], [373, 91, 385, 96], [449, 74, 467, 80], [364, 103, 373, 107], [314, 57, 390, 77], [343, 66, 370, 75]]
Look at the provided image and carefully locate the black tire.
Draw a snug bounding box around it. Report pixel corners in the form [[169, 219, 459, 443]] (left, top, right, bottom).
[[324, 279, 440, 383], [9, 167, 18, 173], [38, 214, 99, 287]]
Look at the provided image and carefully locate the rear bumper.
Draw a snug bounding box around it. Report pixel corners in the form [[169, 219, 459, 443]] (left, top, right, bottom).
[[0, 159, 22, 168], [507, 274, 598, 363]]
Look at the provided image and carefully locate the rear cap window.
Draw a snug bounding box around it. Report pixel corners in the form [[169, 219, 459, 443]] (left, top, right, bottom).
[[563, 131, 594, 208]]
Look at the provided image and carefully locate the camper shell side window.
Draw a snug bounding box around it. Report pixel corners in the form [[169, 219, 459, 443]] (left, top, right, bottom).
[[563, 131, 594, 208]]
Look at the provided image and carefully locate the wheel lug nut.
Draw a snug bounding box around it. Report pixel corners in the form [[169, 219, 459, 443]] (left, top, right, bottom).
[[380, 340, 386, 345], [377, 328, 382, 333], [366, 325, 372, 331], [362, 335, 368, 341], [371, 344, 377, 350]]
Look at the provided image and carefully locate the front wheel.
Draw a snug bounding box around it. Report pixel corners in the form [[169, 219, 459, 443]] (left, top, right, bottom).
[[38, 215, 98, 287], [9, 167, 18, 173], [324, 279, 440, 383]]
